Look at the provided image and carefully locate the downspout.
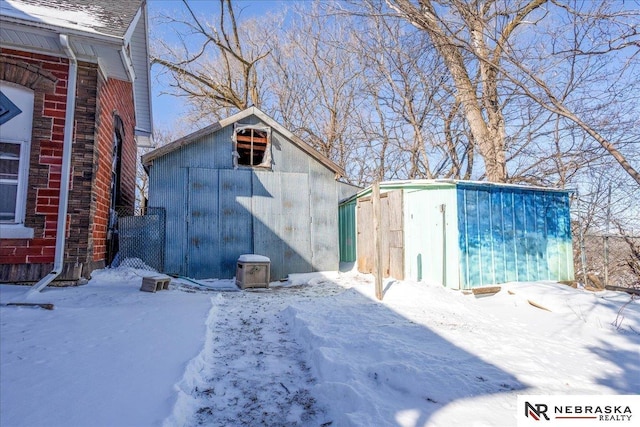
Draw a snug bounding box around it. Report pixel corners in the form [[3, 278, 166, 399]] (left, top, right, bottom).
[[26, 34, 77, 297]]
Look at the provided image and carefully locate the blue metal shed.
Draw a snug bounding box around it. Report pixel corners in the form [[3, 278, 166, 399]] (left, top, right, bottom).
[[142, 107, 357, 281], [339, 180, 574, 289]]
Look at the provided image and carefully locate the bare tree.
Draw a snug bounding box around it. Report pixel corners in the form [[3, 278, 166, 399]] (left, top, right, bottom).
[[350, 5, 481, 181], [150, 0, 639, 191], [374, 0, 640, 185], [152, 0, 271, 121], [263, 3, 366, 182], [353, 9, 439, 180]]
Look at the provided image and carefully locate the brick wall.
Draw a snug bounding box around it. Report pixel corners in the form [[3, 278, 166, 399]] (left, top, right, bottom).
[[0, 49, 137, 283], [91, 75, 136, 263], [1, 51, 65, 281], [66, 62, 98, 273]]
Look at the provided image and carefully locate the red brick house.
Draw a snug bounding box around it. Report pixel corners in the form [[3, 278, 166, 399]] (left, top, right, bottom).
[[0, 0, 153, 286]]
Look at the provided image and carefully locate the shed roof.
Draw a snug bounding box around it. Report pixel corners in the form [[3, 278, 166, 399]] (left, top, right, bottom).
[[141, 107, 346, 178], [340, 179, 573, 204]]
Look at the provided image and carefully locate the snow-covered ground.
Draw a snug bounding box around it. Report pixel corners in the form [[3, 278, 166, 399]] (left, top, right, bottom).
[[1, 267, 638, 426]]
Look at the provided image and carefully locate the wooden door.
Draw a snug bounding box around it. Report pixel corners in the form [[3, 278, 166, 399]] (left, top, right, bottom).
[[356, 190, 404, 279]]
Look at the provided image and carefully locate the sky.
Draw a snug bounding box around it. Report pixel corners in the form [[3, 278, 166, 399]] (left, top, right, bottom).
[[1, 265, 639, 426]]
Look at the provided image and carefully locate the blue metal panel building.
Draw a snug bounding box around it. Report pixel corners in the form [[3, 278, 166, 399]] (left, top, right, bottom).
[[455, 182, 573, 288], [142, 107, 356, 280], [339, 180, 574, 289]]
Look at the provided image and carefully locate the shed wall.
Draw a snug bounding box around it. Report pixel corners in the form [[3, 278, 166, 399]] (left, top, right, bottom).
[[403, 186, 460, 287], [355, 190, 404, 279], [339, 200, 357, 263], [456, 184, 574, 288], [339, 181, 574, 290], [309, 160, 340, 272], [148, 156, 187, 276], [147, 114, 342, 280]]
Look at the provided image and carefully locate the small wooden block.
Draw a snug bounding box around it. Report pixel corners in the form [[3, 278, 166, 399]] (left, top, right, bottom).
[[527, 299, 551, 312], [472, 286, 501, 296]]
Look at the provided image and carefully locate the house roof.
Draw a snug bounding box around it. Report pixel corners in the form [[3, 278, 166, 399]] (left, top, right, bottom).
[[0, 0, 142, 38], [0, 0, 154, 146], [141, 107, 346, 178]]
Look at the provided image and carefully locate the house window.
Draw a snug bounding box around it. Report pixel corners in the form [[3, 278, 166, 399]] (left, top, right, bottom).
[[233, 124, 271, 168], [0, 141, 26, 222], [0, 81, 34, 238]]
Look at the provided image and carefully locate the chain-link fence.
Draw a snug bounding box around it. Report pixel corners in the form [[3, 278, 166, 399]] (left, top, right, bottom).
[[574, 234, 640, 289], [116, 207, 166, 272]]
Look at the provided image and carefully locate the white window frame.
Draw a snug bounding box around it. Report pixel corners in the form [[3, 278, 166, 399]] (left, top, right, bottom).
[[0, 81, 34, 239], [0, 139, 33, 238]]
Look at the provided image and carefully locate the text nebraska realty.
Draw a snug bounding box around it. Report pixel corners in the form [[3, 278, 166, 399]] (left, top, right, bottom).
[[526, 402, 633, 421]]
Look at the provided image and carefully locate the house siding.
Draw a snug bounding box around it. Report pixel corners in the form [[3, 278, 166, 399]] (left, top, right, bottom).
[[130, 6, 152, 136], [0, 49, 136, 283], [1, 50, 67, 281]]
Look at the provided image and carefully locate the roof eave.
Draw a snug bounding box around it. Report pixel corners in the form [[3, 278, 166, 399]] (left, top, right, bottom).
[[1, 4, 154, 146], [0, 13, 125, 44]]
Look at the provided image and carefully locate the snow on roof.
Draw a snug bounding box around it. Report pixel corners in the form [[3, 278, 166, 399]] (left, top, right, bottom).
[[1, 0, 142, 38]]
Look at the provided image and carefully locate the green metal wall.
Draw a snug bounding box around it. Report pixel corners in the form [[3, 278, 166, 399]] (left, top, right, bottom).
[[338, 200, 357, 263]]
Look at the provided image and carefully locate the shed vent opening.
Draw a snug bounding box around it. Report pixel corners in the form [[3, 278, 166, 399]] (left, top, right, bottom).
[[234, 126, 270, 167]]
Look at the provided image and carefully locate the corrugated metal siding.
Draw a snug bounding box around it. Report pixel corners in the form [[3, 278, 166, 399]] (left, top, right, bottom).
[[186, 168, 220, 278], [148, 156, 187, 276], [280, 171, 313, 274], [275, 130, 310, 174], [338, 181, 360, 202], [457, 185, 573, 289], [148, 114, 343, 280], [338, 201, 357, 262], [217, 170, 253, 277], [309, 160, 339, 271], [181, 127, 234, 169], [252, 171, 285, 280]]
